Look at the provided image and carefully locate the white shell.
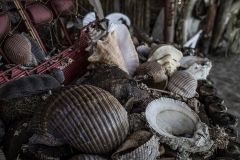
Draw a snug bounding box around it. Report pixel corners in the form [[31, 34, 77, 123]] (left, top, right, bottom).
[[179, 56, 212, 80], [109, 24, 139, 76], [145, 97, 213, 153]]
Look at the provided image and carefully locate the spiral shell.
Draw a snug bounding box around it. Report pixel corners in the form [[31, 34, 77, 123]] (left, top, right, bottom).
[[0, 12, 10, 41], [167, 70, 198, 98], [28, 85, 129, 154], [111, 131, 160, 160], [70, 154, 109, 160], [4, 34, 38, 66]]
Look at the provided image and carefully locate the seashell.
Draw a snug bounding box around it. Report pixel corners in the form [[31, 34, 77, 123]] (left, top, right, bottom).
[[49, 68, 65, 83], [0, 12, 11, 41], [148, 45, 183, 76], [52, 0, 75, 16], [208, 102, 227, 118], [213, 112, 238, 128], [209, 125, 229, 150], [80, 64, 149, 105], [134, 61, 167, 83], [109, 24, 139, 76], [0, 74, 61, 102], [179, 56, 212, 80], [225, 127, 238, 141], [88, 32, 129, 74], [28, 85, 129, 154], [4, 34, 38, 66], [26, 3, 53, 24], [3, 119, 34, 160], [145, 97, 213, 153], [197, 104, 210, 126], [167, 70, 198, 98], [70, 154, 109, 160], [217, 140, 240, 159], [131, 35, 139, 47], [204, 95, 224, 111], [22, 32, 45, 61], [199, 85, 218, 98], [111, 131, 160, 160], [128, 113, 148, 133], [136, 45, 151, 62]]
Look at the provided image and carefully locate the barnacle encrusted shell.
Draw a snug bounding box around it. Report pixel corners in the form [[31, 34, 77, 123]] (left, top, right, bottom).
[[28, 85, 129, 154], [145, 98, 213, 153], [88, 32, 129, 74], [0, 12, 10, 41], [134, 61, 167, 83], [111, 131, 160, 160], [4, 34, 38, 66], [167, 70, 198, 98], [70, 154, 109, 160]]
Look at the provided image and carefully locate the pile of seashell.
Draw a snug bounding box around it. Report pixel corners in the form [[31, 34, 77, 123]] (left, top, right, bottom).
[[0, 23, 239, 160]]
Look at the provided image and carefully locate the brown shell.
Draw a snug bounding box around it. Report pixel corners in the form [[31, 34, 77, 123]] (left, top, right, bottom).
[[52, 0, 76, 16], [167, 70, 198, 98], [111, 131, 160, 160], [128, 113, 148, 134], [28, 85, 129, 154], [4, 34, 32, 65], [0, 12, 10, 41], [70, 154, 109, 160]]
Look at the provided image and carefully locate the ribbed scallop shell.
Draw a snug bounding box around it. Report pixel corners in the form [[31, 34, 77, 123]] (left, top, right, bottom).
[[111, 131, 159, 160], [28, 85, 129, 154], [134, 61, 167, 83], [4, 34, 38, 66], [167, 70, 197, 98], [0, 12, 10, 41], [70, 154, 108, 160]]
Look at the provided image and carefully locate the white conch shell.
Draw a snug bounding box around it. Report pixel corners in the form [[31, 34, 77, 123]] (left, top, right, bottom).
[[88, 31, 128, 74], [109, 24, 139, 76], [179, 56, 212, 80], [145, 97, 213, 153]]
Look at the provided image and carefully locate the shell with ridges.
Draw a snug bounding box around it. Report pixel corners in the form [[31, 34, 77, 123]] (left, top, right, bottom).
[[0, 12, 10, 41], [167, 70, 198, 98], [109, 24, 139, 76], [145, 97, 213, 153], [28, 85, 129, 154]]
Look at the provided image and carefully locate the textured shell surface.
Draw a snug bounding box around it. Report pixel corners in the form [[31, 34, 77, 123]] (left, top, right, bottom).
[[109, 24, 139, 76], [111, 130, 160, 160], [0, 74, 61, 102], [52, 0, 75, 16], [70, 154, 109, 160], [0, 12, 10, 41], [128, 113, 148, 133], [28, 85, 129, 154], [79, 64, 149, 105], [167, 70, 198, 98], [4, 34, 37, 66], [88, 31, 129, 74], [179, 56, 212, 80], [145, 97, 213, 153], [134, 61, 167, 83]]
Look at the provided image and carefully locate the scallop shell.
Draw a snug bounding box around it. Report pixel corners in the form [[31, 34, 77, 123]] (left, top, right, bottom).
[[4, 34, 38, 66], [109, 24, 139, 76], [28, 85, 129, 154], [111, 131, 159, 160], [167, 70, 198, 98], [70, 154, 109, 160], [88, 32, 129, 74], [0, 12, 11, 41], [145, 97, 213, 153]]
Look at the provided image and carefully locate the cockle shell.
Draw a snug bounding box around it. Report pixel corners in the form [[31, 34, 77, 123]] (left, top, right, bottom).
[[4, 34, 38, 66], [145, 97, 213, 153], [109, 24, 139, 76], [70, 154, 109, 160], [111, 131, 160, 160], [179, 56, 212, 80], [88, 31, 129, 74], [28, 85, 129, 154], [0, 12, 10, 41], [167, 70, 198, 98]]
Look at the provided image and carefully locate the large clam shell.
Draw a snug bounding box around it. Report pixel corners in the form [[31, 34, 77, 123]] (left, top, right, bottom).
[[111, 130, 160, 160], [0, 12, 10, 41], [4, 34, 38, 66], [167, 70, 198, 98], [28, 85, 129, 154], [145, 97, 213, 153], [70, 154, 109, 160]]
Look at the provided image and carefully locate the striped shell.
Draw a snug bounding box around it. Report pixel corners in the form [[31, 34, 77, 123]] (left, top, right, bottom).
[[4, 34, 38, 66], [134, 61, 167, 83], [167, 70, 198, 98], [70, 154, 108, 160], [0, 12, 10, 41], [28, 85, 129, 154], [111, 131, 160, 160]]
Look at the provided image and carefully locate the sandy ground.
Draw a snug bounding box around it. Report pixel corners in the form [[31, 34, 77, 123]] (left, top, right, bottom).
[[208, 54, 240, 139]]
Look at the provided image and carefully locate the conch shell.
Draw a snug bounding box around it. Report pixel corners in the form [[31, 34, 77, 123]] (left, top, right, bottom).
[[88, 31, 129, 74]]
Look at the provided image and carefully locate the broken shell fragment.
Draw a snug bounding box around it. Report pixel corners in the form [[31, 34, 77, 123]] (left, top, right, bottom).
[[213, 112, 238, 128], [167, 70, 198, 98], [146, 97, 213, 153], [111, 130, 160, 160]]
